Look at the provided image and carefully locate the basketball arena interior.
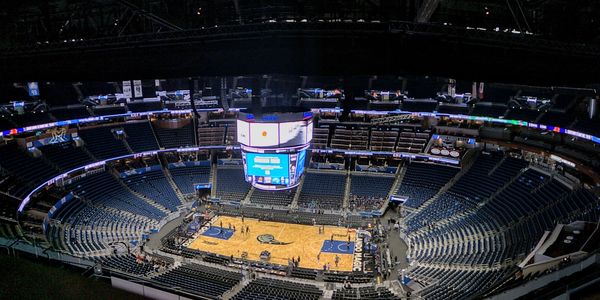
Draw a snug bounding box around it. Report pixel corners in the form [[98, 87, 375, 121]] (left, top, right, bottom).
[[1, 1, 600, 300]]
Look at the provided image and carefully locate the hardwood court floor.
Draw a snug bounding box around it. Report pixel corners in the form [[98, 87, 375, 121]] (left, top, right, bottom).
[[188, 215, 356, 271]]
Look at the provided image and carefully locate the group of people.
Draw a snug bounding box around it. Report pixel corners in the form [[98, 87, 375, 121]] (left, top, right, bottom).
[[288, 256, 301, 268], [316, 252, 342, 271], [320, 254, 341, 270], [217, 220, 250, 236]]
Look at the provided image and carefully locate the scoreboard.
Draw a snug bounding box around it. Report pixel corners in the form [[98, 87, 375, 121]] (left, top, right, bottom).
[[236, 121, 312, 148], [238, 112, 312, 190], [243, 150, 306, 187]]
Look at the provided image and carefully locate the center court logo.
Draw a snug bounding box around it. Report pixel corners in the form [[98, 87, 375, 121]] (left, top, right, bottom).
[[256, 234, 292, 245]]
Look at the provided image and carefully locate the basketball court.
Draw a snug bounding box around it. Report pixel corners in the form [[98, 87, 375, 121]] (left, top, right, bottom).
[[187, 215, 358, 271]]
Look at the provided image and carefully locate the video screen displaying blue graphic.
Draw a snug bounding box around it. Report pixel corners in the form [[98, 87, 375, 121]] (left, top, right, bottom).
[[245, 153, 290, 185], [295, 150, 306, 178]]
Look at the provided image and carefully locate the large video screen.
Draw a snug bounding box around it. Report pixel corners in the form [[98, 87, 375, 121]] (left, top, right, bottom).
[[237, 119, 313, 148], [279, 121, 308, 147], [249, 123, 279, 147], [245, 153, 290, 185], [236, 120, 250, 145]]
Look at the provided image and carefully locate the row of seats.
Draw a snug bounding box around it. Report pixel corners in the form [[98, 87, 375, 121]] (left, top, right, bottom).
[[332, 286, 397, 300], [153, 263, 243, 298], [123, 169, 182, 211], [68, 172, 167, 220], [169, 164, 211, 194], [409, 266, 509, 300], [349, 174, 395, 210], [312, 127, 330, 149], [402, 155, 600, 299], [298, 172, 346, 209], [216, 167, 251, 201], [250, 188, 297, 206], [399, 163, 459, 209], [396, 129, 430, 153], [232, 277, 322, 300], [40, 141, 94, 171], [152, 121, 195, 149], [370, 130, 398, 152], [197, 126, 226, 146], [405, 153, 526, 233], [78, 125, 131, 159], [95, 254, 155, 276], [122, 121, 160, 152], [315, 126, 430, 154], [48, 198, 157, 255], [0, 143, 59, 194], [331, 128, 369, 150]]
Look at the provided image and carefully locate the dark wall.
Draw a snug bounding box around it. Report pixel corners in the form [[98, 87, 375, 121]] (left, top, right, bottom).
[[1, 23, 599, 85]]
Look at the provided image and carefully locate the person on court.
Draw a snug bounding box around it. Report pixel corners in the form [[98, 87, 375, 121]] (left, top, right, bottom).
[[335, 255, 340, 267], [329, 234, 334, 250]]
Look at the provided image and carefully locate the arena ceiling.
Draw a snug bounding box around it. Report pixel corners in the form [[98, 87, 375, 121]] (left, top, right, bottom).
[[1, 0, 599, 85]]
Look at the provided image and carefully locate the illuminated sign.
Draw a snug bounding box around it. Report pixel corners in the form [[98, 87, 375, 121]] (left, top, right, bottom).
[[550, 154, 576, 168]]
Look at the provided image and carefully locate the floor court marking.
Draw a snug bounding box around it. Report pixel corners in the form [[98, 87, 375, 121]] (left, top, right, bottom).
[[201, 226, 234, 240], [320, 240, 355, 254]]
